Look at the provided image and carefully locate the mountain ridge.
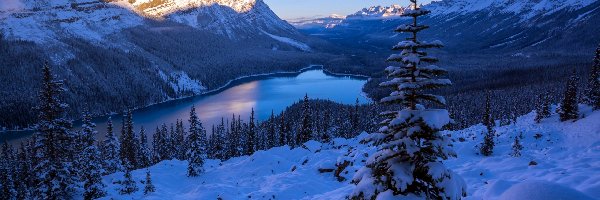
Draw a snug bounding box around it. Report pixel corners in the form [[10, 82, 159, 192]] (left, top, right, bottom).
[[0, 0, 344, 129]]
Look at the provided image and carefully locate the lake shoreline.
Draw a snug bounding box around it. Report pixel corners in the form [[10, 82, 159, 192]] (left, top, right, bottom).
[[1, 66, 370, 141]]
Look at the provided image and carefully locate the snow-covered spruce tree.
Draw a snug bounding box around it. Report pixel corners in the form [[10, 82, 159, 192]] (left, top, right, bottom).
[[168, 124, 178, 160], [559, 71, 580, 121], [510, 136, 523, 157], [75, 110, 96, 180], [137, 127, 152, 168], [535, 92, 552, 123], [101, 117, 122, 174], [245, 108, 257, 155], [351, 1, 466, 199], [16, 143, 32, 199], [321, 109, 332, 143], [32, 63, 75, 199], [480, 93, 495, 156], [120, 110, 139, 169], [119, 169, 138, 195], [144, 169, 155, 195], [278, 112, 287, 146], [586, 45, 600, 110], [351, 98, 360, 133], [1, 142, 17, 200], [152, 127, 163, 163], [81, 144, 106, 200], [187, 105, 206, 177], [267, 111, 277, 149], [175, 120, 186, 160], [226, 114, 240, 158], [213, 119, 226, 159], [298, 94, 312, 145]]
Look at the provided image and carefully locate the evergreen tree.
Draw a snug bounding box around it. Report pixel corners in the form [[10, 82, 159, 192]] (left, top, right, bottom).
[[75, 110, 97, 180], [510, 136, 523, 157], [559, 71, 580, 121], [143, 169, 155, 195], [586, 45, 600, 110], [227, 114, 239, 158], [15, 143, 32, 199], [1, 142, 17, 200], [298, 94, 312, 145], [187, 105, 206, 177], [119, 169, 138, 195], [480, 93, 495, 156], [278, 112, 287, 146], [120, 110, 139, 169], [137, 127, 152, 168], [151, 127, 163, 163], [168, 123, 177, 160], [101, 117, 122, 174], [351, 98, 360, 132], [535, 92, 551, 123], [351, 1, 466, 199], [266, 111, 276, 149], [32, 63, 75, 199], [175, 120, 186, 160], [81, 144, 106, 200], [321, 109, 331, 143], [245, 109, 256, 155], [214, 119, 226, 159]]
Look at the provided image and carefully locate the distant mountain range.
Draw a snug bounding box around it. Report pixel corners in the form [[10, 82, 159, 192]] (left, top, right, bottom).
[[296, 0, 600, 54]]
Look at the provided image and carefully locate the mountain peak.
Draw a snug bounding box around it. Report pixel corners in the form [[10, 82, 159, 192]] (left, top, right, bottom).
[[347, 4, 406, 19], [118, 0, 259, 17]]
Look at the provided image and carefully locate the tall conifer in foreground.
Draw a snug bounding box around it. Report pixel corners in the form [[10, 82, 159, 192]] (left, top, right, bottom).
[[32, 63, 75, 199], [351, 1, 466, 199], [559, 71, 580, 121]]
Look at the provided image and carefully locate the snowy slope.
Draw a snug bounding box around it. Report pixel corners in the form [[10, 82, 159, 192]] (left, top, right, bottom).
[[298, 0, 600, 54], [0, 0, 297, 43], [100, 107, 600, 199], [427, 0, 596, 19]]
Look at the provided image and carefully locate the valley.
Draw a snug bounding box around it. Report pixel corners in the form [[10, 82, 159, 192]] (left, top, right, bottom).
[[0, 0, 599, 199]]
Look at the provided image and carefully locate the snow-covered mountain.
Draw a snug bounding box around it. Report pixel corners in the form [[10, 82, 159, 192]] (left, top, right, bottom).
[[0, 0, 337, 129], [346, 5, 405, 19], [428, 0, 596, 19], [0, 0, 296, 44], [297, 0, 600, 54], [100, 106, 600, 199], [288, 15, 346, 30], [290, 5, 405, 30]]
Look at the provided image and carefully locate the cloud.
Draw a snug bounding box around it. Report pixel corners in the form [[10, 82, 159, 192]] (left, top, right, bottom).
[[0, 0, 24, 11]]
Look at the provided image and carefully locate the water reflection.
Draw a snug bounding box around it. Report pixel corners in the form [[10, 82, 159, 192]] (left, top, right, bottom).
[[2, 70, 368, 143]]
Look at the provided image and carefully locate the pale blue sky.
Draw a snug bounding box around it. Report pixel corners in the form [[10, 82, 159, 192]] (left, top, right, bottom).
[[263, 0, 434, 20]]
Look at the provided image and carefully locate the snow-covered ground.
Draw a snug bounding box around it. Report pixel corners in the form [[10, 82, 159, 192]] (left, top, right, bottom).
[[263, 31, 311, 52], [101, 107, 600, 199]]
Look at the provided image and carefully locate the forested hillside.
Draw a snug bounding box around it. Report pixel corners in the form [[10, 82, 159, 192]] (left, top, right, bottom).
[[0, 0, 351, 130]]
